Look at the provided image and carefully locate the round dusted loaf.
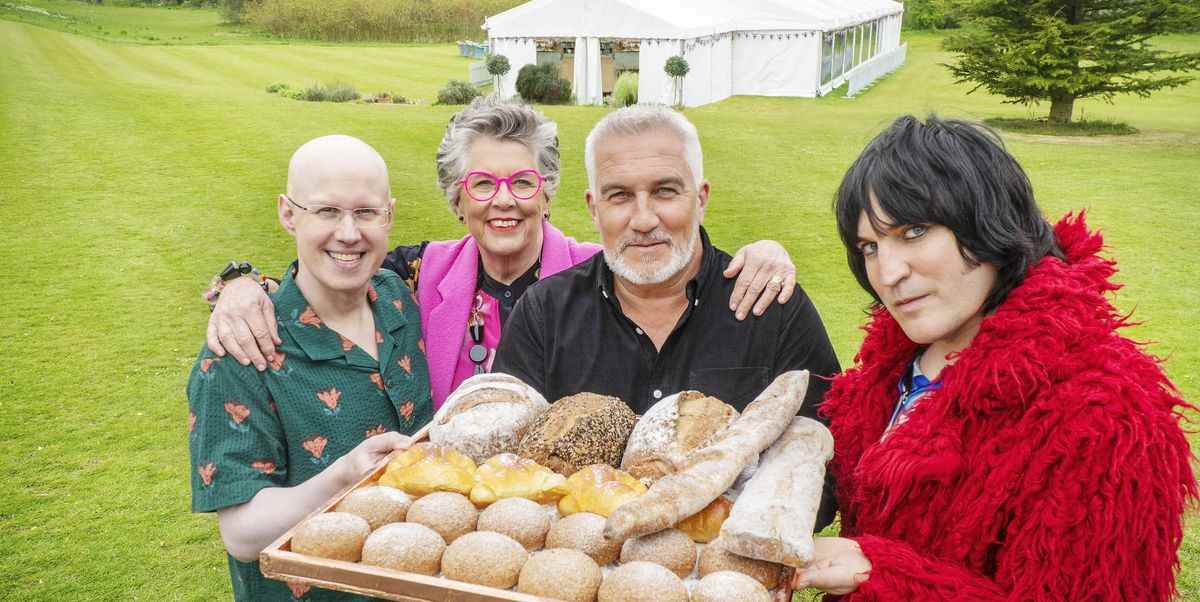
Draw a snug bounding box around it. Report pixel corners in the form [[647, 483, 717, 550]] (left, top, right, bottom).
[[597, 561, 688, 602], [291, 512, 370, 562], [477, 497, 552, 551], [441, 531, 529, 588], [620, 391, 737, 481], [698, 539, 784, 589], [618, 528, 696, 577], [518, 548, 602, 602], [693, 570, 771, 602], [517, 392, 637, 476], [333, 485, 412, 530], [545, 511, 622, 566], [406, 491, 478, 543], [431, 373, 549, 463], [360, 522, 445, 575]]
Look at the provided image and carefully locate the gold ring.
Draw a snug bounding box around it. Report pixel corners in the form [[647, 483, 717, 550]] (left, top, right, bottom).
[[769, 275, 784, 286]]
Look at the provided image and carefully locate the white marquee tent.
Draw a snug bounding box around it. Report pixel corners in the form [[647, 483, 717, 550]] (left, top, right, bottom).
[[484, 0, 905, 107]]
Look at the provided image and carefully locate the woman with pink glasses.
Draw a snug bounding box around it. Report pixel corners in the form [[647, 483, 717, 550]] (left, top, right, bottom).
[[207, 97, 799, 407]]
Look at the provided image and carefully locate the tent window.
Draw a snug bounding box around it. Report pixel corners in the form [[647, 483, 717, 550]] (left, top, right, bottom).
[[821, 32, 834, 85], [841, 30, 852, 75]]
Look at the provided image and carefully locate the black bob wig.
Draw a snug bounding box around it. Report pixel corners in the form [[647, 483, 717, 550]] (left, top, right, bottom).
[[834, 115, 1063, 313]]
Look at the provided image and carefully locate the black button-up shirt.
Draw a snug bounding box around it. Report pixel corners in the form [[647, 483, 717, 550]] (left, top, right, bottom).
[[493, 227, 841, 529], [494, 227, 841, 413]]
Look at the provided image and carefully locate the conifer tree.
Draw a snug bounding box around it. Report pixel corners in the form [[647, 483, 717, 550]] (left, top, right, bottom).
[[944, 1, 1200, 123]]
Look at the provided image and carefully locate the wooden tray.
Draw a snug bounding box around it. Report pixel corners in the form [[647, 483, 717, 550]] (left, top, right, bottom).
[[259, 424, 552, 601]]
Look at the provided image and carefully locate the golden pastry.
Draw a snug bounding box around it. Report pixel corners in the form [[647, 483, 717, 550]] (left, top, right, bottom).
[[377, 443, 477, 496], [469, 453, 569, 506], [558, 464, 647, 517]]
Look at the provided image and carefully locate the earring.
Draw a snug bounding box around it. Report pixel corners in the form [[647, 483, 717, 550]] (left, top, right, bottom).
[[457, 214, 465, 224], [543, 210, 550, 222]]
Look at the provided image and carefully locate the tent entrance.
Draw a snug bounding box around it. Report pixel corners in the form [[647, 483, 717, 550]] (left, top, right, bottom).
[[534, 38, 639, 101]]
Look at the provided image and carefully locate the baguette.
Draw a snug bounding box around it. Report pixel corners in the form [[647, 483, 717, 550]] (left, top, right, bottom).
[[603, 370, 809, 541], [720, 416, 834, 566]]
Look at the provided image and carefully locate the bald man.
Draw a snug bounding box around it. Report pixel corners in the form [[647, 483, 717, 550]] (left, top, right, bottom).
[[187, 135, 429, 601]]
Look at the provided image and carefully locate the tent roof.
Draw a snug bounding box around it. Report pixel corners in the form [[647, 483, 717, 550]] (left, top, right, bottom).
[[484, 0, 903, 39]]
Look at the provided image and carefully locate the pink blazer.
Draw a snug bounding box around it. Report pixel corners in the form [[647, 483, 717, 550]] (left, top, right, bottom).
[[416, 222, 601, 407]]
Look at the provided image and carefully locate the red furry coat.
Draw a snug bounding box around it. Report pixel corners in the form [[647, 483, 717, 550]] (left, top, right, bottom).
[[821, 214, 1196, 601]]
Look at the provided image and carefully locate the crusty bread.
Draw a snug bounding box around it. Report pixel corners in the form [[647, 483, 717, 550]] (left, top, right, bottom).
[[441, 531, 529, 588], [604, 371, 810, 541], [518, 548, 602, 602], [405, 491, 478, 544], [518, 392, 637, 476], [618, 528, 696, 578], [476, 497, 553, 552], [692, 570, 771, 602], [360, 522, 445, 575], [291, 512, 370, 562], [431, 373, 549, 463], [621, 391, 738, 482], [545, 511, 622, 566], [597, 561, 688, 602], [333, 485, 412, 531], [698, 536, 785, 590], [721, 416, 834, 567]]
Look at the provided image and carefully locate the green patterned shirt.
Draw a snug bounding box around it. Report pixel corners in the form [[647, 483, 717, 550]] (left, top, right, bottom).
[[188, 268, 433, 601]]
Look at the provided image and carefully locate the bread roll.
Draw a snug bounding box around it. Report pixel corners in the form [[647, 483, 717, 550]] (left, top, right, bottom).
[[674, 495, 732, 543], [558, 464, 647, 517], [518, 392, 637, 476], [597, 561, 688, 602], [618, 528, 696, 578], [360, 522, 445, 575], [698, 536, 784, 589], [291, 512, 370, 562], [333, 485, 412, 530], [477, 497, 552, 551], [518, 548, 602, 602], [693, 571, 771, 602], [621, 391, 738, 481], [377, 443, 477, 496], [405, 491, 478, 544], [431, 373, 549, 463], [545, 511, 622, 566], [441, 531, 529, 588], [721, 416, 833, 567], [470, 453, 569, 506], [604, 371, 809, 541]]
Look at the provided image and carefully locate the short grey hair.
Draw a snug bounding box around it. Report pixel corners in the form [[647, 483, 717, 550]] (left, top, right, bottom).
[[435, 96, 560, 213], [584, 105, 704, 192]]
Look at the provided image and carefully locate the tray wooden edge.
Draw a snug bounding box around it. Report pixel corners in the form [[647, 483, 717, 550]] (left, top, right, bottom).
[[258, 422, 555, 601]]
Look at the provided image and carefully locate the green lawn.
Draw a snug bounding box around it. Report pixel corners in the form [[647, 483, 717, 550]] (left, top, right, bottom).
[[1, 5, 1197, 600]]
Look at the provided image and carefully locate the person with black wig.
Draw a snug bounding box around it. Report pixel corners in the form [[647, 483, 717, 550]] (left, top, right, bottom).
[[789, 115, 1195, 600]]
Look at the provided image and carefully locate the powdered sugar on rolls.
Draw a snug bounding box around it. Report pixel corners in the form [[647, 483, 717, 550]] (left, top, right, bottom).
[[430, 373, 549, 463], [720, 416, 833, 567]]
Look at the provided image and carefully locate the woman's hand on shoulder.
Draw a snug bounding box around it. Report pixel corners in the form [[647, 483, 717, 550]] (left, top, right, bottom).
[[724, 240, 797, 320], [207, 276, 281, 371], [791, 536, 871, 595]]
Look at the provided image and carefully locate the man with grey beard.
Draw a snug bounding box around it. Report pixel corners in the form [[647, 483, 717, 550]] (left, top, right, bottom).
[[493, 105, 840, 432]]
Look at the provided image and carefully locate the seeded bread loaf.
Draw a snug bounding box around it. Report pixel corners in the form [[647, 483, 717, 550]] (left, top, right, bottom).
[[517, 392, 637, 476]]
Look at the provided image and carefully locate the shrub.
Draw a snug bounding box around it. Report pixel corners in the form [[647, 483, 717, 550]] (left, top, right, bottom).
[[219, 0, 246, 23], [297, 82, 361, 103], [265, 82, 290, 94], [664, 56, 690, 78], [612, 72, 638, 107], [437, 80, 481, 105], [486, 54, 511, 77], [364, 92, 410, 104], [515, 63, 573, 104]]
